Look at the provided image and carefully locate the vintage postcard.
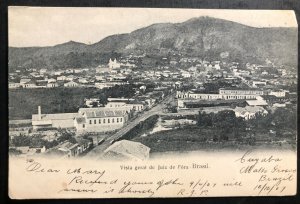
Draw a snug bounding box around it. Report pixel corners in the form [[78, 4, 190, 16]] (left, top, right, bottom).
[[8, 7, 297, 198]]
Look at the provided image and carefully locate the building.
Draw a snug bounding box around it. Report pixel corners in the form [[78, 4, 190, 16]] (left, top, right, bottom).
[[252, 81, 267, 88], [108, 58, 121, 70], [65, 75, 76, 81], [233, 106, 268, 120], [11, 145, 46, 156], [269, 90, 287, 98], [272, 103, 286, 108], [32, 106, 78, 129], [177, 98, 245, 109], [105, 101, 144, 112], [64, 81, 79, 87], [54, 71, 64, 76], [219, 88, 264, 96], [176, 88, 262, 100], [95, 81, 127, 89], [96, 67, 110, 73], [47, 82, 58, 88], [74, 108, 129, 133], [57, 75, 67, 81], [78, 78, 89, 84], [20, 79, 37, 88], [103, 140, 150, 161], [105, 101, 127, 108], [47, 78, 57, 83], [45, 138, 92, 158], [57, 141, 79, 158], [85, 98, 101, 108], [182, 72, 191, 78], [107, 97, 134, 102], [261, 95, 287, 105], [76, 138, 93, 154], [39, 69, 47, 75], [246, 96, 268, 106], [9, 83, 20, 89]]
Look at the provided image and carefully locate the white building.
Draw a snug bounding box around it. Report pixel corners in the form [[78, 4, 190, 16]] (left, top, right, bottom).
[[234, 106, 268, 120], [54, 71, 64, 76], [105, 101, 144, 112], [74, 108, 128, 133], [252, 81, 267, 88], [246, 96, 268, 106], [20, 80, 37, 88], [269, 90, 287, 98], [9, 83, 20, 89], [219, 88, 264, 96], [182, 72, 191, 78], [95, 81, 127, 89], [47, 82, 58, 88], [57, 76, 67, 81], [78, 78, 89, 84], [85, 98, 101, 108], [108, 58, 121, 70], [47, 78, 57, 83], [64, 81, 79, 87], [40, 69, 47, 75], [176, 89, 262, 101], [32, 106, 79, 129]]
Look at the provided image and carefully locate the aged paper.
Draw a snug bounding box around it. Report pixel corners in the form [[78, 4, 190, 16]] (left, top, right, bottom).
[[9, 150, 297, 198], [8, 7, 297, 198]]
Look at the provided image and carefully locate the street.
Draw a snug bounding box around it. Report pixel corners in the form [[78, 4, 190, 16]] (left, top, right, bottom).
[[86, 92, 175, 158]]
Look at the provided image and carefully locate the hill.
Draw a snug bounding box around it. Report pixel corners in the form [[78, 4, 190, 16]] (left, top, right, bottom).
[[8, 16, 297, 70]]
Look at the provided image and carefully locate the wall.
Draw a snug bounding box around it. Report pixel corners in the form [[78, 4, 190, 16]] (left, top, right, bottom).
[[78, 116, 126, 133], [52, 118, 75, 128]]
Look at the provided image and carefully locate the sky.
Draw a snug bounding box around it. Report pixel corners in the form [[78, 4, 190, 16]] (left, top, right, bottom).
[[9, 7, 297, 47]]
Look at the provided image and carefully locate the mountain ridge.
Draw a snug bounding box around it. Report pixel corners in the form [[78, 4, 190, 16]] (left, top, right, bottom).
[[9, 16, 297, 69]]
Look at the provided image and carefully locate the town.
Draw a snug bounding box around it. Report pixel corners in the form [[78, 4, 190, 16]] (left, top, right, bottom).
[[9, 53, 297, 160]]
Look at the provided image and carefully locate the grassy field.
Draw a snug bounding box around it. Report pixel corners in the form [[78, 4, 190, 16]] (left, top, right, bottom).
[[133, 127, 296, 153], [9, 86, 135, 120]]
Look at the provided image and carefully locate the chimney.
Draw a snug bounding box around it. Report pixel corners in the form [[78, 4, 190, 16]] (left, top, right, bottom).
[[38, 106, 42, 120]]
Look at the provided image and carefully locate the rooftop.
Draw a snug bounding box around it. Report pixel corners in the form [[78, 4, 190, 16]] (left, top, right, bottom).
[[32, 112, 79, 121], [58, 141, 78, 150], [81, 109, 127, 118], [234, 106, 267, 114], [219, 87, 263, 91], [104, 140, 150, 161]]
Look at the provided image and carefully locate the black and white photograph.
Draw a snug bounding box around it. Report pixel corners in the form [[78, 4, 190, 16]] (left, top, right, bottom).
[[7, 7, 297, 198]]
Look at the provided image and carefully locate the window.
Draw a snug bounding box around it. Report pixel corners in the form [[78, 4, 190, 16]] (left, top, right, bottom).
[[83, 124, 85, 128], [89, 120, 92, 124], [99, 119, 101, 124], [112, 118, 114, 123], [108, 119, 110, 123], [120, 118, 123, 122], [117, 118, 119, 123], [103, 119, 105, 123], [94, 120, 96, 124]]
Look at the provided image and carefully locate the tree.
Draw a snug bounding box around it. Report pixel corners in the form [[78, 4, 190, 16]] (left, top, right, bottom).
[[12, 135, 31, 146], [212, 110, 236, 129], [57, 130, 75, 143]]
